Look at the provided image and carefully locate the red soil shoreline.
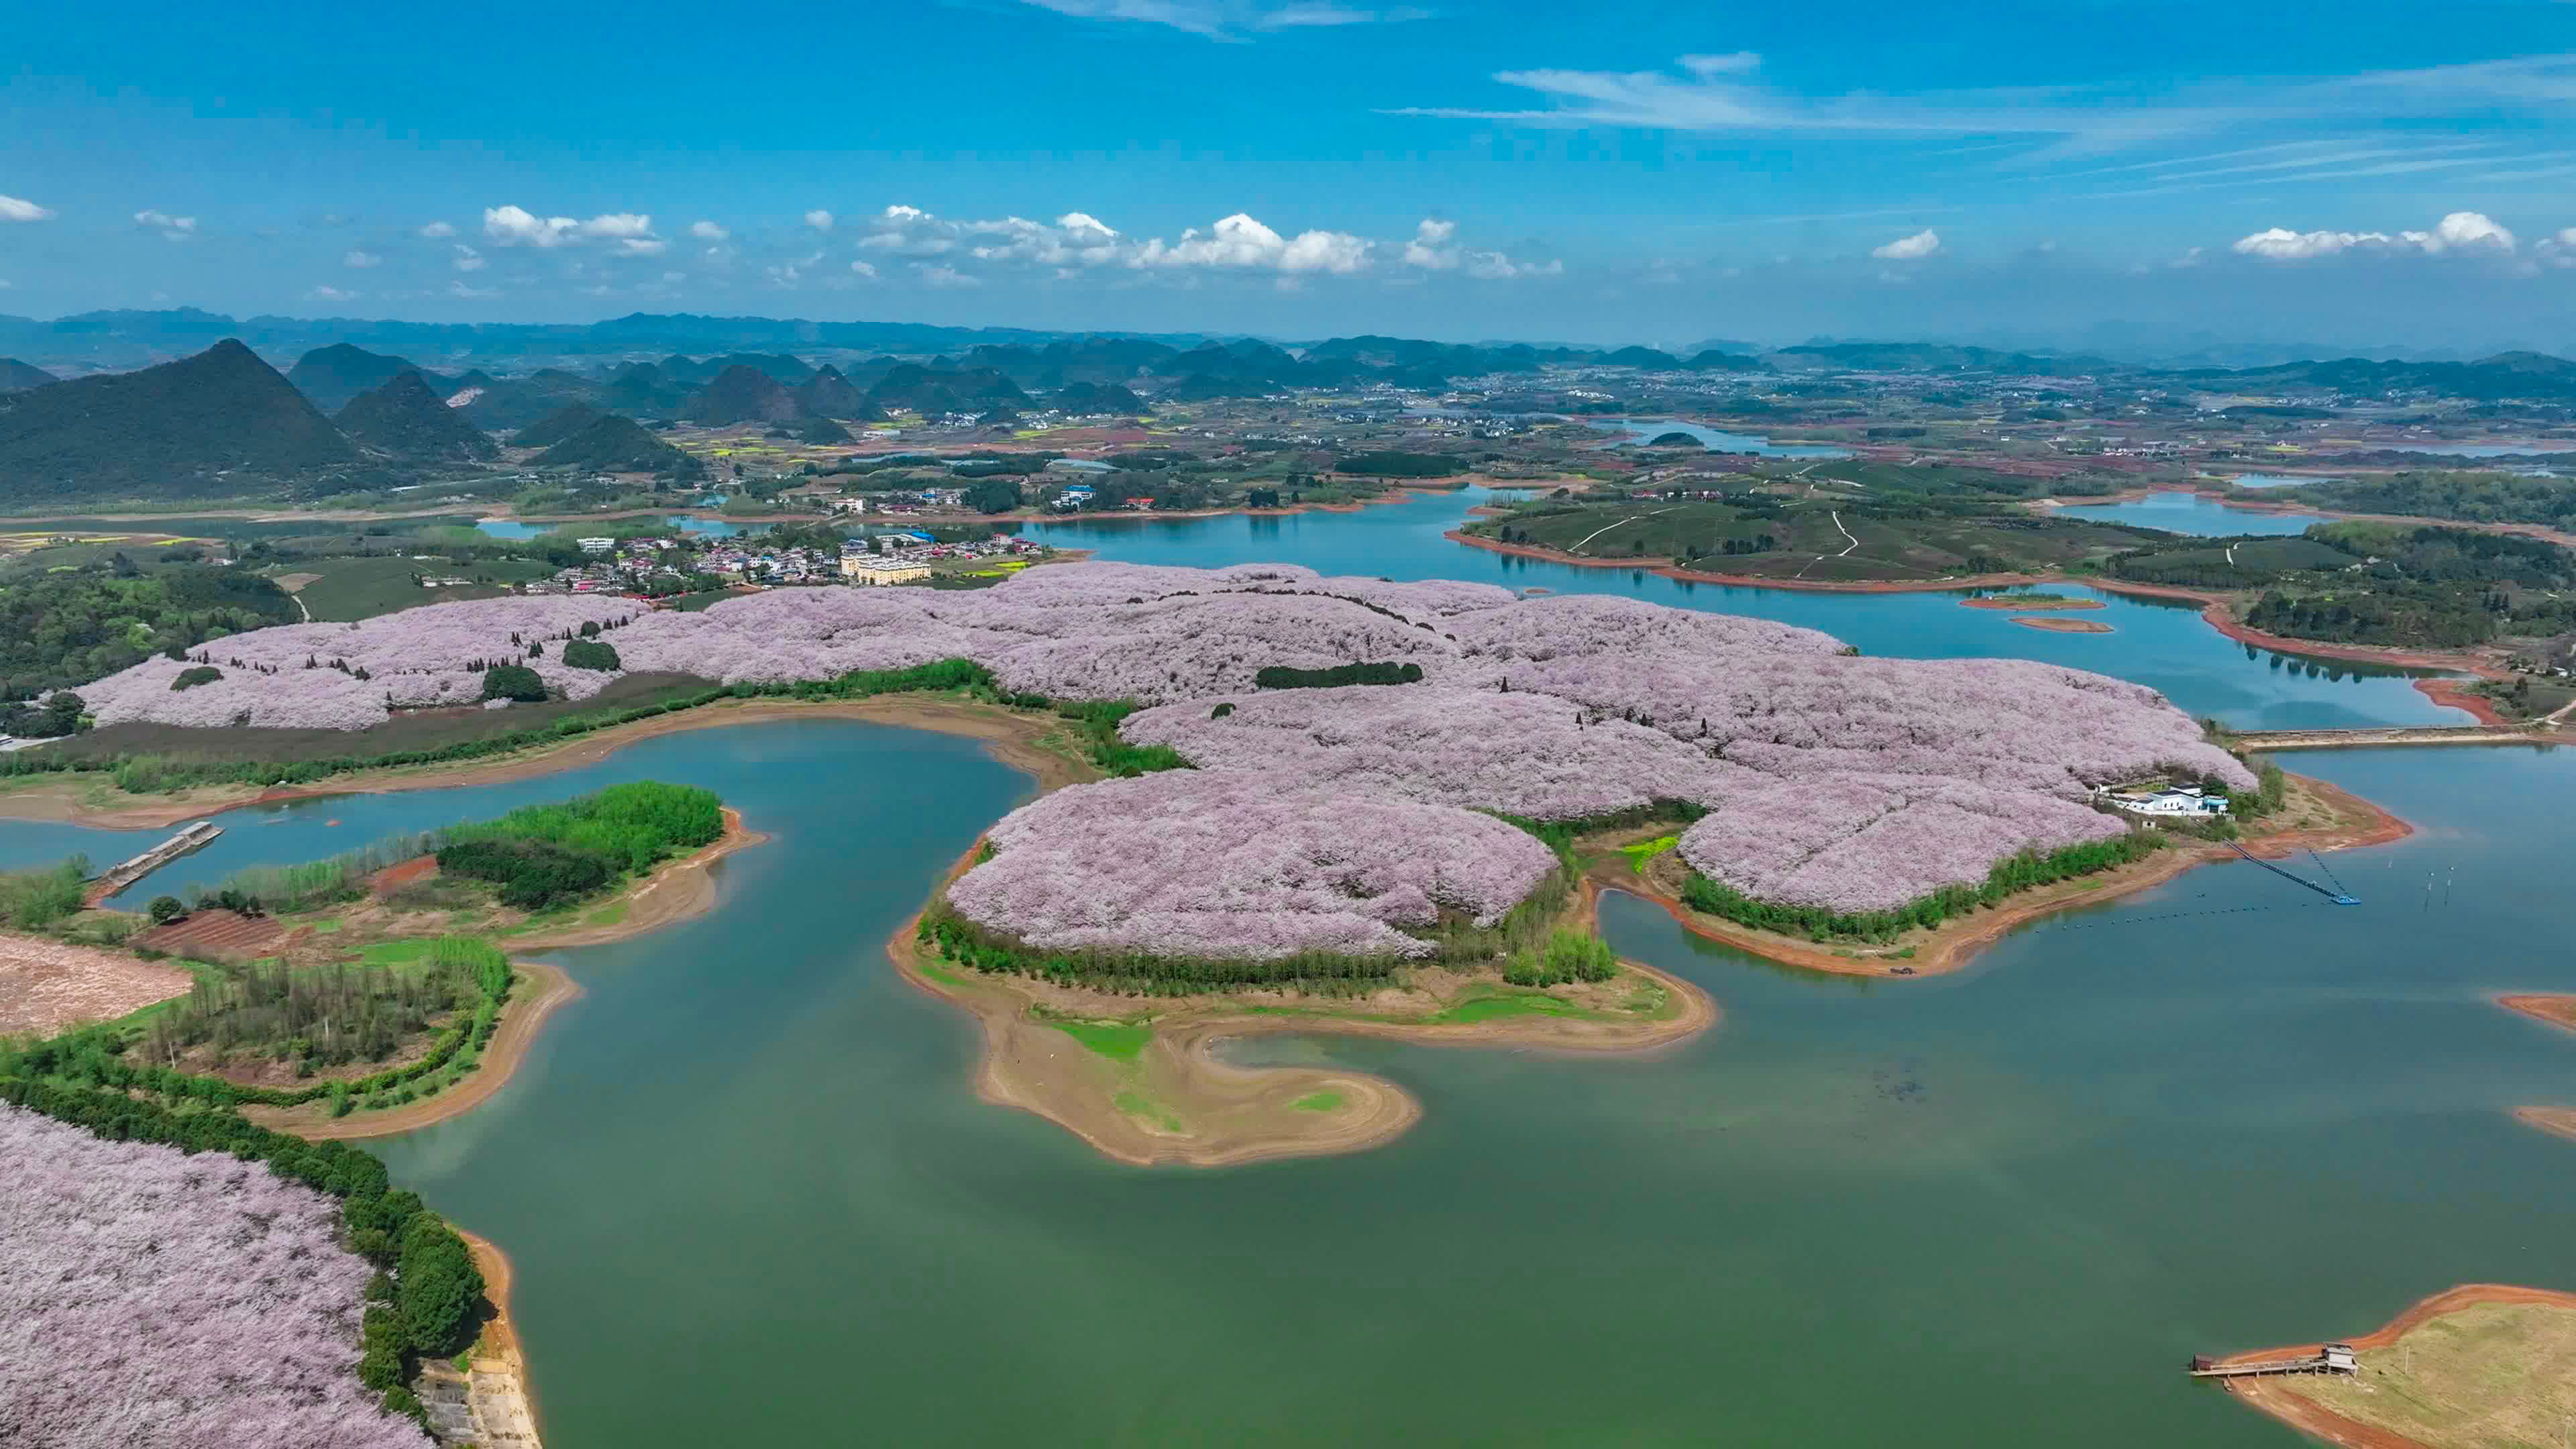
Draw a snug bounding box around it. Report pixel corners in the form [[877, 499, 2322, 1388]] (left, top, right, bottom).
[[2212, 1284, 2576, 1449]]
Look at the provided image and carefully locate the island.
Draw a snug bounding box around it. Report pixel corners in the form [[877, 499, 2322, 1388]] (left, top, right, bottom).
[[2501, 994, 2576, 1144]]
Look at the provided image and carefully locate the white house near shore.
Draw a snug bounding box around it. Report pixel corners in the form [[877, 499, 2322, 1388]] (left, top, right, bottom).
[[2095, 784, 2231, 817]]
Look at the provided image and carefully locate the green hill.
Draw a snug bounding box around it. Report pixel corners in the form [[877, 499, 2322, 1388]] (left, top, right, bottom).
[[334, 370, 498, 463], [511, 402, 607, 449], [602, 362, 690, 416], [684, 364, 806, 425], [531, 414, 707, 478], [458, 368, 601, 432], [0, 339, 359, 500], [1053, 380, 1145, 414], [792, 365, 881, 420], [0, 359, 58, 393], [288, 342, 445, 413]]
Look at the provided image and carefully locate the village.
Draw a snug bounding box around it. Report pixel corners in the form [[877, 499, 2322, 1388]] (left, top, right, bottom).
[[515, 525, 1055, 600]]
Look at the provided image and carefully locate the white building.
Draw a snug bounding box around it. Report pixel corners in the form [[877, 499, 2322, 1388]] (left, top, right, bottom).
[[2096, 784, 2231, 817]]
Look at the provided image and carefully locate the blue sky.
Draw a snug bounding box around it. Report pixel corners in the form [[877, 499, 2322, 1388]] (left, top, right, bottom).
[[5, 0, 2575, 349]]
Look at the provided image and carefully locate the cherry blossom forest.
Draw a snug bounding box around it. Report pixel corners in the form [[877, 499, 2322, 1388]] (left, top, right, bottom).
[[0, 1103, 430, 1449], [59, 562, 2250, 942]]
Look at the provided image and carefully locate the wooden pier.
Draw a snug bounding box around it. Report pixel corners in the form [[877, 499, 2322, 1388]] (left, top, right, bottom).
[[2188, 1343, 2358, 1379], [83, 821, 223, 906]]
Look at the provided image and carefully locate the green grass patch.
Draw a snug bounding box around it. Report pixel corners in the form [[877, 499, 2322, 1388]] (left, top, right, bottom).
[[1048, 1020, 1152, 1062], [1291, 1091, 1344, 1112], [1426, 990, 1588, 1026], [582, 901, 629, 927], [1618, 835, 1679, 873], [352, 938, 437, 967]]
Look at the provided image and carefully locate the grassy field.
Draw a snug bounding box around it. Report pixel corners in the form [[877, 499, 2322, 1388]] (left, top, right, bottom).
[[281, 554, 557, 622], [2271, 1301, 2576, 1448], [1477, 499, 2154, 582]]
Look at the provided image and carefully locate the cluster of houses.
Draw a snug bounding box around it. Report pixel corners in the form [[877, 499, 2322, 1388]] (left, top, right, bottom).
[[837, 531, 1050, 585], [2093, 783, 2233, 818]]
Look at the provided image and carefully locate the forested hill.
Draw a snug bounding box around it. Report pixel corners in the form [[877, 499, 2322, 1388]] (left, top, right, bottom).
[[0, 358, 56, 393], [0, 339, 359, 499], [334, 370, 498, 463]]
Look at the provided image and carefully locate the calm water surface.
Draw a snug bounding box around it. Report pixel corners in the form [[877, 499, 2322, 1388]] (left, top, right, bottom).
[[1594, 417, 1852, 457], [2052, 490, 2332, 537]]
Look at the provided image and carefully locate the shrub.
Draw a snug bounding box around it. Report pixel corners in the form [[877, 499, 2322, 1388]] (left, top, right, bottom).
[[1253, 661, 1424, 690], [147, 895, 189, 925], [170, 665, 224, 691], [479, 663, 547, 702], [561, 637, 620, 672]]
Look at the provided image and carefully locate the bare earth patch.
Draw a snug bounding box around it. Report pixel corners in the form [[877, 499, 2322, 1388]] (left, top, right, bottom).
[[2008, 615, 2114, 633], [0, 929, 192, 1034], [2217, 1286, 2576, 1449], [2502, 996, 2576, 1146]]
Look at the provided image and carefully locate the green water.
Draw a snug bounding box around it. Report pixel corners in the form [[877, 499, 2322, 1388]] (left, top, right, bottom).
[[294, 729, 2570, 1448]]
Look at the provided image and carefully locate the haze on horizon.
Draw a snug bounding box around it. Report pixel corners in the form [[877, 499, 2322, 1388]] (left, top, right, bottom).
[[6, 0, 2576, 352]]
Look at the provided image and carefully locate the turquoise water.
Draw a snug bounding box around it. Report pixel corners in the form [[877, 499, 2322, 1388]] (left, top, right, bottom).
[[15, 724, 2573, 1446], [2053, 491, 2332, 537], [1034, 487, 2463, 730], [1596, 418, 1854, 457], [2228, 472, 2330, 489]]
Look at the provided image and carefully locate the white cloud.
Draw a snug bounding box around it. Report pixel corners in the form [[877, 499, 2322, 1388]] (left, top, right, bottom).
[[764, 250, 826, 288], [804, 209, 835, 231], [0, 195, 54, 223], [482, 205, 661, 249], [303, 285, 358, 303], [452, 245, 486, 272], [134, 209, 197, 239], [417, 221, 456, 238], [690, 219, 729, 240], [1402, 218, 1459, 269], [447, 280, 499, 300], [579, 213, 654, 239], [1398, 217, 1557, 278], [1134, 212, 1373, 274], [343, 250, 382, 268], [2535, 227, 2576, 269], [1871, 227, 1942, 260], [919, 263, 982, 288], [1463, 250, 1563, 280], [2233, 210, 2519, 260], [849, 259, 878, 279], [614, 237, 668, 256]]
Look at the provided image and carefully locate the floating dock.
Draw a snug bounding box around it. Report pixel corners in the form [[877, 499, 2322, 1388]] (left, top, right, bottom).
[[2188, 1343, 2359, 1379], [84, 820, 223, 905]]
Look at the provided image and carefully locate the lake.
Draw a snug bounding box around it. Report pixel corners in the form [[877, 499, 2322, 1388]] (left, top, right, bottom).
[[2228, 473, 2331, 489], [1036, 486, 2463, 730], [13, 722, 2573, 1447], [2051, 491, 2333, 538], [1593, 417, 1854, 458]]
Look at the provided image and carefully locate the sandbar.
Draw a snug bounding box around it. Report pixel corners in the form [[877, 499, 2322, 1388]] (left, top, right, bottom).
[[2007, 615, 2113, 633]]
